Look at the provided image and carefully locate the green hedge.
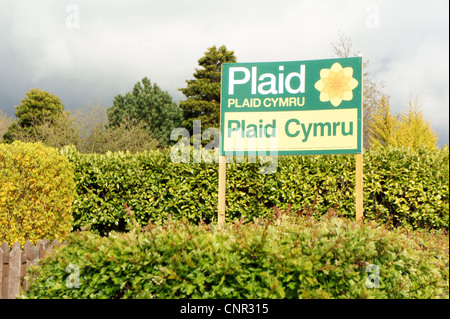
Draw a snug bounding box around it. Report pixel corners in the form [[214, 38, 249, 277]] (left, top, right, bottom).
[[60, 145, 449, 235], [23, 211, 449, 299]]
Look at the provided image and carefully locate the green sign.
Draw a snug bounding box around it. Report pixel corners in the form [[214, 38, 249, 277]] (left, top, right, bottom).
[[220, 57, 363, 156]]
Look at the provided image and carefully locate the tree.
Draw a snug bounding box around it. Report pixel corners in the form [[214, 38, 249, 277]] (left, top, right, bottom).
[[97, 119, 160, 154], [369, 93, 438, 150], [107, 77, 182, 147], [368, 94, 398, 148], [331, 32, 386, 148], [393, 94, 438, 150], [3, 89, 65, 143], [71, 103, 109, 153], [72, 103, 159, 154], [179, 45, 237, 133]]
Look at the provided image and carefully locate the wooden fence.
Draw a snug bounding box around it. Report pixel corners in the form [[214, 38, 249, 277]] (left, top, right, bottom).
[[0, 239, 63, 299]]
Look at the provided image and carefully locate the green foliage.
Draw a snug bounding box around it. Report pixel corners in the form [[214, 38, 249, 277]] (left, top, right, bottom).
[[107, 77, 182, 146], [61, 145, 449, 236], [363, 146, 449, 229], [60, 146, 170, 235], [3, 89, 65, 143], [0, 141, 76, 246], [179, 45, 236, 133], [24, 210, 449, 299]]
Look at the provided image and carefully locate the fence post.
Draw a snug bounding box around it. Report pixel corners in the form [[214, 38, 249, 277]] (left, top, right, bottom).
[[8, 243, 21, 299], [24, 241, 40, 291], [1, 242, 9, 299], [0, 247, 3, 299], [0, 239, 67, 299], [37, 239, 49, 259]]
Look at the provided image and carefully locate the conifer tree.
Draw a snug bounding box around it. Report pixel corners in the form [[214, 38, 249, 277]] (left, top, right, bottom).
[[393, 94, 438, 150], [179, 45, 237, 133], [368, 94, 398, 148], [369, 94, 438, 150]]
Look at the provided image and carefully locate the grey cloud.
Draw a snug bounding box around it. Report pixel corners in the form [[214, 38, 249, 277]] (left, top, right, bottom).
[[0, 0, 448, 146]]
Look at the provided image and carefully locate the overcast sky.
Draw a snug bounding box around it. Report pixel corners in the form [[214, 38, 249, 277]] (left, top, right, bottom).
[[1, 0, 448, 146]]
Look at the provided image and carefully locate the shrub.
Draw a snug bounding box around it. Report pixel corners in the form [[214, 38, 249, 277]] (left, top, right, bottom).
[[0, 141, 76, 246], [23, 209, 449, 299], [363, 146, 449, 229], [61, 145, 449, 235]]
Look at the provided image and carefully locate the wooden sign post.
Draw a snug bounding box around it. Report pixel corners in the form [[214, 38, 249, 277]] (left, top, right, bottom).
[[356, 60, 364, 222], [355, 153, 363, 221], [218, 155, 226, 226]]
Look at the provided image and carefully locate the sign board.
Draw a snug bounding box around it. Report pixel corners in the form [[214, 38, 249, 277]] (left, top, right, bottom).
[[220, 57, 363, 156]]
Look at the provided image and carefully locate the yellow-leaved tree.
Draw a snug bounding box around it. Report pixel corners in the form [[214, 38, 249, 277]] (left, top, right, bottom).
[[368, 94, 398, 148], [369, 94, 438, 150], [393, 94, 438, 149]]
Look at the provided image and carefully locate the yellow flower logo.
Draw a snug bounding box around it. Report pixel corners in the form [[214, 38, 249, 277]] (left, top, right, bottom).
[[314, 62, 359, 107]]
